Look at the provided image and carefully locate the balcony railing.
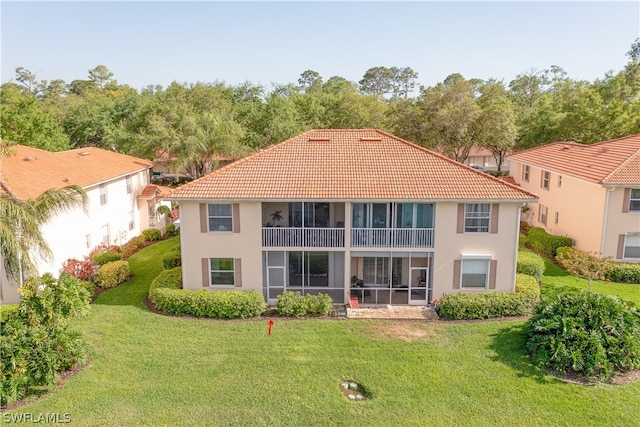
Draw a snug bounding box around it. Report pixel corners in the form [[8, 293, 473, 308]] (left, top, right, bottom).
[[262, 227, 345, 248], [350, 228, 435, 248]]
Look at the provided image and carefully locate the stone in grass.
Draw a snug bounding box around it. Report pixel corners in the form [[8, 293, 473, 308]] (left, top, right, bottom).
[[356, 394, 363, 400], [341, 382, 349, 389], [349, 382, 357, 390], [348, 394, 356, 400]]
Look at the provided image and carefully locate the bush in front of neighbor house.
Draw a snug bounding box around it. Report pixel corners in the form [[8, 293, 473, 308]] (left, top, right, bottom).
[[305, 293, 333, 315], [94, 260, 130, 289], [150, 289, 266, 319], [149, 267, 182, 296], [0, 274, 89, 407], [162, 247, 182, 270], [276, 291, 307, 317], [165, 223, 179, 237], [121, 235, 146, 259], [142, 228, 162, 242], [92, 250, 123, 266], [515, 274, 541, 296], [61, 257, 95, 281], [605, 262, 640, 284], [517, 250, 546, 282], [438, 291, 539, 320], [526, 291, 640, 379], [527, 227, 573, 258]]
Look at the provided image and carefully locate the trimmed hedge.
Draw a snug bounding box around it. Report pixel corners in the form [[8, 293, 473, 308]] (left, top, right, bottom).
[[528, 227, 573, 257], [142, 228, 162, 242], [121, 235, 146, 259], [150, 289, 267, 319], [92, 251, 123, 266], [517, 250, 546, 282], [305, 293, 333, 315], [439, 291, 539, 320], [94, 260, 130, 289], [162, 247, 182, 270], [149, 267, 182, 295], [605, 262, 640, 284], [165, 223, 179, 237], [515, 274, 541, 296], [526, 291, 640, 378], [275, 291, 334, 317]]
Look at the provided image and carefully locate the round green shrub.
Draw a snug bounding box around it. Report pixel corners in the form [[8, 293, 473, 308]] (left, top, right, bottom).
[[276, 291, 307, 317], [94, 260, 130, 289], [305, 293, 333, 315], [142, 228, 162, 242], [162, 248, 182, 270], [92, 250, 123, 266], [515, 274, 541, 296], [517, 250, 545, 282], [149, 267, 182, 296], [526, 291, 640, 379], [121, 235, 146, 258], [165, 223, 179, 237]]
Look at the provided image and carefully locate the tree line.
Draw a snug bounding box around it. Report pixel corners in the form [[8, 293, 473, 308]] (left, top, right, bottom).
[[1, 40, 639, 178]]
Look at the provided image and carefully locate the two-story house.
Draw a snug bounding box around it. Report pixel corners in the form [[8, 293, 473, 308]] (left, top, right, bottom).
[[508, 134, 640, 261], [1, 145, 171, 303], [167, 129, 536, 305]]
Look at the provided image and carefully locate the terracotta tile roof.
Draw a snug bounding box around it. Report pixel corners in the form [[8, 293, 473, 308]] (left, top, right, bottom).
[[137, 184, 174, 200], [2, 145, 152, 200], [499, 176, 519, 186], [508, 134, 640, 185], [168, 129, 536, 201]]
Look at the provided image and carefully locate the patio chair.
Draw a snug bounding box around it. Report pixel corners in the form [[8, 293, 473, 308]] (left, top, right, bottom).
[[348, 297, 360, 317]]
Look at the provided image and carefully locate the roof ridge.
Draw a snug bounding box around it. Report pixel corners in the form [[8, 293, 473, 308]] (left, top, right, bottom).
[[601, 148, 640, 184]]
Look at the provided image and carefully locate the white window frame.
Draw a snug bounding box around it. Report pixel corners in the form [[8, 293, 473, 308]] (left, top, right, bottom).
[[542, 171, 550, 190], [209, 258, 235, 286], [630, 189, 640, 212], [460, 255, 491, 289], [540, 205, 548, 226], [102, 224, 111, 246], [522, 165, 530, 182], [85, 234, 91, 249], [623, 233, 640, 259], [464, 203, 490, 233], [208, 204, 233, 232], [129, 210, 135, 231], [126, 175, 132, 194], [99, 184, 108, 206]]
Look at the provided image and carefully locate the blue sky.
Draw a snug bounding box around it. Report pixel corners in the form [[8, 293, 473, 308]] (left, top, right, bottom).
[[1, 1, 638, 92]]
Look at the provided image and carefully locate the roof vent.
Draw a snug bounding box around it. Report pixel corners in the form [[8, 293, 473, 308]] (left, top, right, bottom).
[[308, 138, 331, 142], [63, 177, 70, 183], [561, 145, 570, 150], [600, 147, 608, 153], [23, 156, 33, 162], [360, 137, 382, 142], [79, 152, 90, 157]]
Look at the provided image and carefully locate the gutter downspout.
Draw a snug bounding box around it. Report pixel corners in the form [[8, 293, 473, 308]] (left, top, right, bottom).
[[600, 188, 614, 257]]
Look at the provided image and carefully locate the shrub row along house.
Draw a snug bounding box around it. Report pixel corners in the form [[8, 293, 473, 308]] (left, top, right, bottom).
[[167, 129, 537, 305], [508, 134, 640, 262], [0, 145, 171, 303]]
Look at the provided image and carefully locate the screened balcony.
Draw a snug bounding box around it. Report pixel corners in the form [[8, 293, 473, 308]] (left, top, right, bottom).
[[262, 202, 345, 248]]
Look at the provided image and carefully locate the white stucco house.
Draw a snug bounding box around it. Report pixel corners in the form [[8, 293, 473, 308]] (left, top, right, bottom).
[[508, 134, 640, 261], [167, 129, 537, 305], [0, 145, 171, 303]]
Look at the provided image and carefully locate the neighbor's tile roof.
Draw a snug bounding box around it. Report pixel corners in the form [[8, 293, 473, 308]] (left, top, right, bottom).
[[168, 129, 536, 201], [508, 134, 640, 185], [2, 145, 152, 200]]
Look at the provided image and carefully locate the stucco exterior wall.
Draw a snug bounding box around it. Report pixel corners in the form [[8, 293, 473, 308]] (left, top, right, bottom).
[[180, 201, 263, 292], [603, 187, 640, 260], [511, 161, 605, 254], [431, 202, 521, 299]]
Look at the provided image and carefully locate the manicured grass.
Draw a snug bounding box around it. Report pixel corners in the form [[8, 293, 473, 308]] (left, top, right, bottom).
[[6, 237, 640, 426]]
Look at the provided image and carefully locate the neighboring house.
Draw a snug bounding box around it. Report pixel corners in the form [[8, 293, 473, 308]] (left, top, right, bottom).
[[0, 145, 171, 303], [508, 134, 640, 261], [463, 147, 511, 172], [153, 149, 237, 182], [167, 129, 536, 305]]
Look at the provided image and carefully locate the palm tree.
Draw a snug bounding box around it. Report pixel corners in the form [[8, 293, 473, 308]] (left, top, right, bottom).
[[0, 185, 88, 284]]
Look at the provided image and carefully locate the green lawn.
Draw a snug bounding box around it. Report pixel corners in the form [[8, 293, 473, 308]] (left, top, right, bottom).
[[5, 237, 640, 426]]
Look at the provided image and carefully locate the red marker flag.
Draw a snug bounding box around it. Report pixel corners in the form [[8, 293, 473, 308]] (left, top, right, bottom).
[[267, 319, 274, 337]]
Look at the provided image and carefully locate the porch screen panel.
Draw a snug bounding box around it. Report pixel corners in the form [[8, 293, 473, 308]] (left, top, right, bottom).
[[352, 203, 368, 228], [416, 204, 434, 228]]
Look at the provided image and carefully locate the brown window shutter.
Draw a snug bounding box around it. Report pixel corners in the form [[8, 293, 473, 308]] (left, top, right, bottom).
[[200, 203, 208, 233], [232, 203, 241, 233], [453, 260, 461, 289], [622, 188, 630, 213], [490, 204, 499, 234], [234, 259, 242, 287], [202, 258, 210, 287], [456, 204, 465, 234], [489, 260, 497, 289], [617, 234, 626, 259]]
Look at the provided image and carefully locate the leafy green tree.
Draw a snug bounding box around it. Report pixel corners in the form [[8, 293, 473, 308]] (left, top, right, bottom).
[[88, 65, 115, 89], [0, 184, 88, 284], [359, 66, 418, 100], [298, 70, 323, 93]]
